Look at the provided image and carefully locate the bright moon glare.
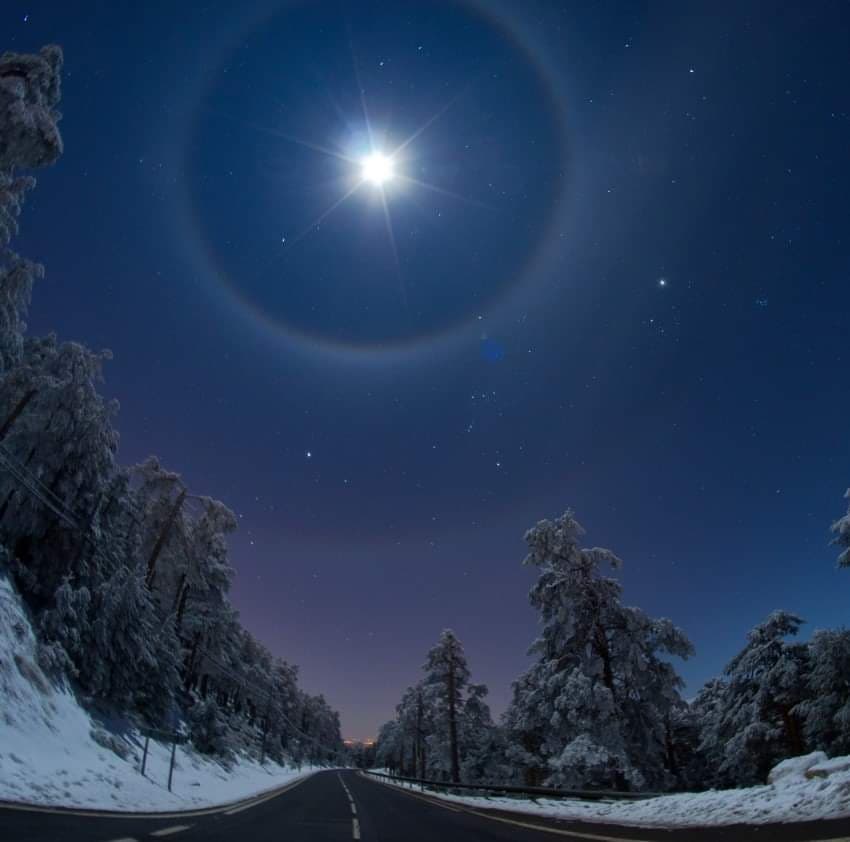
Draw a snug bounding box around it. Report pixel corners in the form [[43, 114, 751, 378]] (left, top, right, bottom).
[[361, 152, 394, 186]]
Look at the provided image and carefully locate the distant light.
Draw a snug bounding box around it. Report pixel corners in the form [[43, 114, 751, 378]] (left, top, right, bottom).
[[361, 152, 394, 186], [658, 277, 668, 288], [306, 450, 312, 459]]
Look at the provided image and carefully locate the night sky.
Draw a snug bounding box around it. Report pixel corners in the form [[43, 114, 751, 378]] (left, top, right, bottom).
[[6, 1, 850, 740]]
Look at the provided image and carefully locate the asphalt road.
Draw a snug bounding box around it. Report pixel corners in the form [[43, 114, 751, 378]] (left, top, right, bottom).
[[2, 769, 850, 842]]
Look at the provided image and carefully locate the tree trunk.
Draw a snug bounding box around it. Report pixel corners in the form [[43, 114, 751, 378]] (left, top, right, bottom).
[[664, 713, 679, 779], [0, 444, 37, 522], [447, 653, 460, 783], [0, 388, 37, 440], [416, 691, 425, 778], [172, 573, 189, 632], [594, 624, 615, 696], [144, 488, 186, 588], [779, 705, 805, 757]]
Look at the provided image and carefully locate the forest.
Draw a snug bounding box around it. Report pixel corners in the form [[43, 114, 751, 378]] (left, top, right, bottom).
[[0, 45, 343, 768], [374, 506, 850, 791]]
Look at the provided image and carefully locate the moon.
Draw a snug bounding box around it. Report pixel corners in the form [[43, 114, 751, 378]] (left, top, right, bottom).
[[361, 152, 395, 187]]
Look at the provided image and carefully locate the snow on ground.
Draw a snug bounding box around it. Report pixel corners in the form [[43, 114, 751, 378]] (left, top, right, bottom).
[[370, 754, 850, 828], [0, 573, 324, 812]]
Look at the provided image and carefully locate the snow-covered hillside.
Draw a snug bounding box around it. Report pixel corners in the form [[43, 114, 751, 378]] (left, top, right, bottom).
[[0, 574, 322, 812], [373, 752, 850, 828]]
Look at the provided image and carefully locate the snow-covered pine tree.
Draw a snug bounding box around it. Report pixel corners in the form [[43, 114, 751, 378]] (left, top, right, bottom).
[[697, 610, 809, 787], [506, 510, 693, 791], [423, 629, 471, 782], [375, 719, 403, 773], [0, 329, 119, 609], [173, 494, 236, 635], [396, 684, 432, 778], [126, 457, 190, 595], [459, 682, 501, 783], [0, 46, 63, 370], [796, 627, 850, 756], [45, 564, 182, 724]]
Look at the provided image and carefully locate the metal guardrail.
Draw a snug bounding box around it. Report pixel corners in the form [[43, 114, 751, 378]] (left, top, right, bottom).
[[364, 770, 659, 801]]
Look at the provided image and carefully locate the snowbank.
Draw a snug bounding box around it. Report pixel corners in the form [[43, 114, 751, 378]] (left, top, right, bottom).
[[372, 755, 850, 828], [0, 574, 324, 812]]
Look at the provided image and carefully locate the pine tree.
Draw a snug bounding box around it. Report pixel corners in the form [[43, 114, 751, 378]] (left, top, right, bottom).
[[459, 683, 499, 783], [797, 628, 850, 756], [423, 629, 470, 782], [0, 329, 119, 608], [1, 45, 62, 371], [505, 510, 693, 791], [396, 684, 432, 777], [698, 611, 809, 787], [375, 719, 403, 774]]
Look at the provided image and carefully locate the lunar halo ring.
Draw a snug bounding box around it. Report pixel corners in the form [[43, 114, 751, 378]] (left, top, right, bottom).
[[178, 0, 572, 366]]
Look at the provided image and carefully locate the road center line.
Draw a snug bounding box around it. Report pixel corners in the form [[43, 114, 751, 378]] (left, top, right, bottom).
[[352, 817, 361, 839], [150, 826, 192, 837]]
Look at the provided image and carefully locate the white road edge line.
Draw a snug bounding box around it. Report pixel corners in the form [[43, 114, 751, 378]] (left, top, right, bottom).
[[465, 809, 652, 841], [360, 772, 650, 840], [149, 826, 192, 837], [352, 817, 361, 839], [360, 773, 850, 842], [0, 772, 318, 821], [223, 775, 311, 817], [362, 775, 462, 811]]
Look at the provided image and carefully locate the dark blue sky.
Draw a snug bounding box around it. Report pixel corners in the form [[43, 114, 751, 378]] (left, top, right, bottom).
[[6, 1, 850, 739]]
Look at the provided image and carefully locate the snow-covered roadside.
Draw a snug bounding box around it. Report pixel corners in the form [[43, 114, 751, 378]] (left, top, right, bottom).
[[368, 752, 850, 828], [0, 574, 327, 812]]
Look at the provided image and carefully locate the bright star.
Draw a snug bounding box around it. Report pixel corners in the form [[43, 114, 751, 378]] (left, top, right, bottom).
[[361, 152, 394, 187]]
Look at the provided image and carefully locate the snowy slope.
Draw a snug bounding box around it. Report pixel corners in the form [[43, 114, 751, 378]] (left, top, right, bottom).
[[0, 573, 324, 812], [371, 753, 850, 828]]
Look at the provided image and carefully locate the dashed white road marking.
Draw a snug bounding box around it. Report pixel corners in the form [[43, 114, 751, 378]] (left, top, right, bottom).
[[338, 773, 361, 834], [150, 826, 192, 837], [105, 838, 139, 842]]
